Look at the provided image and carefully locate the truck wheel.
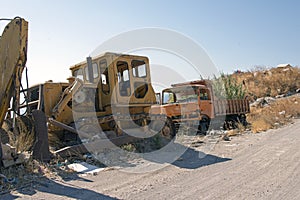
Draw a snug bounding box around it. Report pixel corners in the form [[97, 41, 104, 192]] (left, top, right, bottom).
[[149, 119, 165, 133], [238, 114, 248, 126], [199, 117, 210, 135], [161, 118, 176, 139]]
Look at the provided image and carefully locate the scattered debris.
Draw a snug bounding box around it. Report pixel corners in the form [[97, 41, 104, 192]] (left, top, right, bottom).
[[222, 135, 231, 141], [264, 97, 276, 104], [279, 111, 286, 115], [67, 162, 106, 175], [1, 144, 30, 168], [0, 174, 17, 184], [275, 94, 286, 99]]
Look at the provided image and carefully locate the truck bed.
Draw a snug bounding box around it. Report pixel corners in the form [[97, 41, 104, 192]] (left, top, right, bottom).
[[214, 99, 250, 116]]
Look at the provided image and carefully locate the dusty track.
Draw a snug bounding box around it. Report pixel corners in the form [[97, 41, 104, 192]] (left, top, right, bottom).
[[3, 120, 300, 200]]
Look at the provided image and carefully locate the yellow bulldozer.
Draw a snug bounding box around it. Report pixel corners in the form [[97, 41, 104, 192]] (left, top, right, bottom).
[[25, 52, 165, 156], [1, 17, 168, 162]]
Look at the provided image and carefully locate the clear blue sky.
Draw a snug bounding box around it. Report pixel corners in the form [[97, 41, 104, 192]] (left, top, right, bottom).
[[1, 0, 299, 86]]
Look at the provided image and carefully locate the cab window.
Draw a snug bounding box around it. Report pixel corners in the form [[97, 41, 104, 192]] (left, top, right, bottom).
[[163, 91, 175, 104], [73, 68, 84, 80], [117, 61, 131, 96], [199, 89, 210, 100], [84, 63, 99, 82], [99, 59, 110, 94], [132, 60, 147, 78]]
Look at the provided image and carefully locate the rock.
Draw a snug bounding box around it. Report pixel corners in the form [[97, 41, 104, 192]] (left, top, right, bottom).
[[264, 97, 275, 104], [278, 111, 286, 115], [256, 97, 265, 103], [282, 68, 291, 72], [251, 97, 274, 107], [250, 97, 265, 107], [1, 143, 16, 160], [222, 135, 230, 141], [250, 101, 260, 107], [177, 157, 184, 161], [2, 153, 28, 168], [274, 123, 280, 126], [275, 94, 285, 98]]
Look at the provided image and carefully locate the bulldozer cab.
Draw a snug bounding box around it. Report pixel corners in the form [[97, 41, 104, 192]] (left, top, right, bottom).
[[70, 52, 156, 109]]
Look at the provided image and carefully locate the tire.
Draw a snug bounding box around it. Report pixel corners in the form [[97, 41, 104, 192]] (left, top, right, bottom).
[[161, 118, 176, 139], [238, 114, 248, 126], [198, 117, 210, 135]]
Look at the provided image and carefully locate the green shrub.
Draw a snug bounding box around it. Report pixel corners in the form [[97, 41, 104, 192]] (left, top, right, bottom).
[[211, 73, 246, 99]]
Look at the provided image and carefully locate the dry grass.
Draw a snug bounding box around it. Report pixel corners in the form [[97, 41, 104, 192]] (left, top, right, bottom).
[[2, 116, 35, 152], [229, 65, 300, 133], [247, 95, 300, 133], [225, 129, 239, 137], [232, 66, 300, 99], [236, 122, 246, 133]]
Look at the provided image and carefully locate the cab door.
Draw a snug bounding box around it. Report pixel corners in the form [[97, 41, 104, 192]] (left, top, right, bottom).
[[198, 88, 214, 118], [115, 59, 131, 105]]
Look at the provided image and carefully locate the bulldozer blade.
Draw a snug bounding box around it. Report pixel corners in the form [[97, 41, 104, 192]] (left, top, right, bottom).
[[54, 134, 136, 158], [32, 110, 51, 162]]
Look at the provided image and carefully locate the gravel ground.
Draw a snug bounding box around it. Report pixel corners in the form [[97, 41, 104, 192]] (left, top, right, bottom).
[[2, 119, 300, 200]]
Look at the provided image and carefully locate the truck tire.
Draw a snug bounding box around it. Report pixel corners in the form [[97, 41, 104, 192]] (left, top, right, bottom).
[[238, 114, 248, 126], [199, 117, 210, 135], [161, 118, 176, 139]]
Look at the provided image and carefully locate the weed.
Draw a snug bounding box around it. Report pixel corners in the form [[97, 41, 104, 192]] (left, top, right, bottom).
[[121, 143, 136, 152], [212, 73, 246, 99]]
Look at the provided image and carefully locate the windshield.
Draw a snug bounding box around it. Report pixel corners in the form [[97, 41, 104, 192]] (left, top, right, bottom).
[[163, 87, 198, 104]]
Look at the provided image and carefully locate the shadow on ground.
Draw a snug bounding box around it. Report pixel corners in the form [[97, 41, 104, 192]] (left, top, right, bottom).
[[0, 169, 117, 200], [1, 175, 117, 200], [139, 141, 231, 170], [171, 147, 231, 169], [1, 137, 230, 199]]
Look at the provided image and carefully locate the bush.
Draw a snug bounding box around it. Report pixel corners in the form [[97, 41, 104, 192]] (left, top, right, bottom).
[[211, 73, 246, 99]]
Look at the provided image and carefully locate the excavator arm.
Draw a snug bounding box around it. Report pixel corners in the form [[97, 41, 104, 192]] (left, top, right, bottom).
[[0, 17, 28, 163], [0, 17, 28, 126]]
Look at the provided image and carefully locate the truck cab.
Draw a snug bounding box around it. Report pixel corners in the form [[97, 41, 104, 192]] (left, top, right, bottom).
[[161, 85, 208, 122], [159, 79, 250, 134]]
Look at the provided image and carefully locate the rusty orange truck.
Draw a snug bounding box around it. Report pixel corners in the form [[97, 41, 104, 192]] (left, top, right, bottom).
[[157, 80, 250, 136]]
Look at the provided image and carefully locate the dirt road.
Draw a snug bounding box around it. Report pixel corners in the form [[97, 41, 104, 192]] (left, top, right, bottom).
[[3, 120, 300, 199]]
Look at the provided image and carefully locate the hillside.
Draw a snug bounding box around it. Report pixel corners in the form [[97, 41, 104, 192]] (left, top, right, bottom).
[[229, 64, 300, 133], [231, 64, 300, 100]]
